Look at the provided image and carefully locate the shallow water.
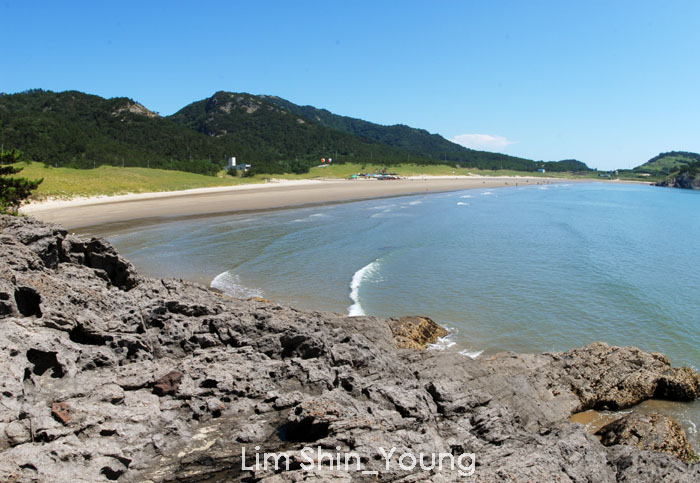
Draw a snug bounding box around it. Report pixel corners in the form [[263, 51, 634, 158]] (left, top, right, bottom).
[[91, 182, 700, 447]]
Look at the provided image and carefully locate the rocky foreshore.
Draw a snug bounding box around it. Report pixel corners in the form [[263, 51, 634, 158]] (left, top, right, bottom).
[[1, 215, 699, 482]]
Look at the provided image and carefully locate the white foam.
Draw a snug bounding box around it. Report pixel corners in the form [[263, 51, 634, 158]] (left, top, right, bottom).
[[211, 271, 263, 299], [481, 191, 494, 195], [428, 336, 456, 351], [407, 200, 422, 205], [457, 202, 469, 206], [292, 213, 329, 222], [460, 194, 473, 199], [538, 186, 549, 190], [459, 349, 484, 359], [370, 210, 411, 219], [348, 260, 380, 316]]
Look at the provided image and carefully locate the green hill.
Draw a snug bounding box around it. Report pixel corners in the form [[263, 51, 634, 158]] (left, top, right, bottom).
[[632, 151, 700, 176], [167, 91, 416, 174], [262, 95, 590, 172], [0, 89, 224, 175], [263, 95, 493, 159], [0, 89, 592, 176]]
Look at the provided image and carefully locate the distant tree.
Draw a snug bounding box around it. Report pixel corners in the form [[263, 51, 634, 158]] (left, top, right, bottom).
[[0, 149, 43, 214]]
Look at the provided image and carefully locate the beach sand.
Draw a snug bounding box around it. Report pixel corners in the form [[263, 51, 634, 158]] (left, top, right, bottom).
[[21, 176, 562, 230]]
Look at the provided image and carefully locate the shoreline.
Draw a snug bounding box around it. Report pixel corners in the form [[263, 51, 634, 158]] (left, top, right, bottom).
[[22, 175, 575, 230], [1, 215, 698, 480]]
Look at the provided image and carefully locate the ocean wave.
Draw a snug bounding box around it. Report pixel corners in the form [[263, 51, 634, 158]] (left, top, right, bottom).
[[481, 191, 494, 196], [348, 260, 381, 316], [427, 335, 457, 351], [211, 271, 263, 299], [292, 213, 329, 223], [460, 194, 473, 199], [368, 204, 396, 211], [459, 349, 484, 359], [407, 200, 423, 205], [538, 186, 549, 190], [370, 210, 412, 219], [457, 202, 469, 206]]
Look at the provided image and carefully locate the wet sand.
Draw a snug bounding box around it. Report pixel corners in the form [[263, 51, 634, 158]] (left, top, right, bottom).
[[22, 176, 559, 230]]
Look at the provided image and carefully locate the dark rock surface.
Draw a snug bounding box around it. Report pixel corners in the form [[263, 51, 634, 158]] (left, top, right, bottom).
[[596, 413, 697, 463], [0, 215, 698, 482], [655, 367, 700, 401], [657, 172, 700, 189]]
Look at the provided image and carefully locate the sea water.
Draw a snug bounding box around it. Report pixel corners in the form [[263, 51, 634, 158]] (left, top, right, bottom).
[[93, 182, 700, 445]]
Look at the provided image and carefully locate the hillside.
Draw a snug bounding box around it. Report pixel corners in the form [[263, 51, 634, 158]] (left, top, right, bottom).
[[633, 151, 700, 176], [264, 95, 503, 160], [0, 90, 223, 175], [167, 91, 414, 174], [1, 89, 592, 176], [262, 94, 590, 172]]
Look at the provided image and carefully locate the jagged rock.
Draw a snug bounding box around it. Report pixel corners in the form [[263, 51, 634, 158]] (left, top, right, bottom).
[[0, 215, 698, 482], [388, 315, 448, 349], [655, 367, 700, 401], [606, 444, 700, 482], [50, 402, 72, 425], [153, 370, 183, 396], [657, 171, 700, 190], [597, 413, 698, 463], [4, 420, 30, 447]]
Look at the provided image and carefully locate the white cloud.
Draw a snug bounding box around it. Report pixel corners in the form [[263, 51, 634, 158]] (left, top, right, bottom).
[[451, 134, 516, 152]]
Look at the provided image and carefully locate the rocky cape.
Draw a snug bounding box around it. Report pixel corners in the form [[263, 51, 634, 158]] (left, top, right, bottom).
[[0, 215, 699, 482], [656, 173, 700, 189], [656, 163, 700, 189]]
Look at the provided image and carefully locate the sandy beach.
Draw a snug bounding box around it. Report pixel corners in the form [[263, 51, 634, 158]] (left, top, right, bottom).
[[21, 176, 564, 230]]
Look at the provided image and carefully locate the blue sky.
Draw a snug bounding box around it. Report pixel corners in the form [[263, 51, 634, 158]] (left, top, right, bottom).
[[3, 0, 700, 170]]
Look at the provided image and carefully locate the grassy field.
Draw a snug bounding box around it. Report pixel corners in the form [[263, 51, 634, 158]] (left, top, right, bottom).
[[15, 161, 602, 200], [15, 162, 257, 199]]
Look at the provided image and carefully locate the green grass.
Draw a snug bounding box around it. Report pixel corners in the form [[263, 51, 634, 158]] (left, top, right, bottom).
[[615, 171, 662, 182], [14, 162, 262, 199], [14, 161, 598, 200], [636, 155, 693, 175]]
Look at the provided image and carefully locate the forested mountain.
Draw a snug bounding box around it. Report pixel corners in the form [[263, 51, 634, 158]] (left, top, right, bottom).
[[0, 90, 223, 174], [632, 151, 700, 177], [167, 91, 416, 174], [262, 95, 590, 172], [0, 89, 592, 175], [264, 95, 489, 160]]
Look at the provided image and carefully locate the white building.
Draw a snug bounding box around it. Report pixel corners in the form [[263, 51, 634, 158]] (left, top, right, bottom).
[[228, 157, 250, 171]]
